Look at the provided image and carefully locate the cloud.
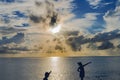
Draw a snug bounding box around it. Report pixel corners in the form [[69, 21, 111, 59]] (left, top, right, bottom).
[[0, 46, 29, 54], [0, 33, 24, 45], [87, 0, 101, 6], [97, 41, 114, 50], [87, 0, 101, 8], [62, 13, 100, 33], [64, 31, 79, 37], [0, 27, 26, 35], [0, 0, 119, 56], [103, 0, 120, 32], [66, 30, 120, 51], [0, 32, 26, 54], [87, 0, 113, 9], [0, 0, 75, 33], [0, 11, 29, 28], [0, 0, 33, 32], [0, 0, 76, 54], [29, 0, 75, 32]]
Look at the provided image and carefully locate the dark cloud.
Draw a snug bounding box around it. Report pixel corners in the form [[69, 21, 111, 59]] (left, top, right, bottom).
[[66, 30, 120, 51], [98, 41, 114, 50], [30, 13, 59, 26], [0, 33, 29, 54], [50, 12, 59, 26], [66, 35, 85, 51], [55, 45, 65, 53], [30, 12, 59, 27], [87, 43, 97, 49], [91, 29, 120, 42], [55, 45, 63, 50], [64, 31, 79, 37], [30, 15, 42, 23], [0, 46, 9, 54]]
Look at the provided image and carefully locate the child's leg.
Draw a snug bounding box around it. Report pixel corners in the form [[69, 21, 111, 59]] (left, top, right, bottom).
[[81, 77, 83, 80]]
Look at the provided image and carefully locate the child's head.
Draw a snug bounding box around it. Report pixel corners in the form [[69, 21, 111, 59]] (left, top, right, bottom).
[[77, 62, 82, 66]]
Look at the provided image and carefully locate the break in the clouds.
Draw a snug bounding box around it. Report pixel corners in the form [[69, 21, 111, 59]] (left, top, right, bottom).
[[0, 0, 120, 56]]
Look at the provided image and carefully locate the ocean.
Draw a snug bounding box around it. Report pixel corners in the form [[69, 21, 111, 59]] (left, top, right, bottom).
[[0, 56, 120, 80]]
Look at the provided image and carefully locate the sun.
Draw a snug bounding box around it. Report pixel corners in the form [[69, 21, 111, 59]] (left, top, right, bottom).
[[50, 24, 61, 34]]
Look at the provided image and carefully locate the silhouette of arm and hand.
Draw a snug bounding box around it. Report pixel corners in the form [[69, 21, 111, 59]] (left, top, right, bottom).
[[83, 62, 92, 67], [43, 71, 52, 80], [48, 71, 52, 74]]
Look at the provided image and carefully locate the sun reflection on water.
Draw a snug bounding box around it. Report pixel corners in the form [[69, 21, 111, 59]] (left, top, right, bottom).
[[50, 57, 60, 62], [49, 57, 61, 73]]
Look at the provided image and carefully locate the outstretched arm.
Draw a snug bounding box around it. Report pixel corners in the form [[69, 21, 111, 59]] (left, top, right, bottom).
[[83, 62, 92, 67], [49, 71, 52, 74]]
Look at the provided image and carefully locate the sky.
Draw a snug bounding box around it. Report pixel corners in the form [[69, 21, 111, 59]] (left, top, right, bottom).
[[0, 0, 120, 56]]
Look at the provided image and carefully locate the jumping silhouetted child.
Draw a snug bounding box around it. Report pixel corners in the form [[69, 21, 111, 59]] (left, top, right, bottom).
[[43, 71, 52, 80], [77, 62, 91, 80]]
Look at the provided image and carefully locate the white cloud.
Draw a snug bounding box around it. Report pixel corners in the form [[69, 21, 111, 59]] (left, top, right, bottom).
[[87, 0, 113, 9], [87, 0, 101, 6], [87, 0, 101, 9], [62, 13, 99, 34], [103, 0, 120, 32]]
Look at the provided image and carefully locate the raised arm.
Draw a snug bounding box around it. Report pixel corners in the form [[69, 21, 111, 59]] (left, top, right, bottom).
[[49, 71, 52, 74], [83, 62, 92, 67]]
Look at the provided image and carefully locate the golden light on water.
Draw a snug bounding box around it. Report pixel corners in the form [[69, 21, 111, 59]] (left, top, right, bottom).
[[50, 57, 60, 62], [50, 24, 61, 34], [50, 57, 60, 70]]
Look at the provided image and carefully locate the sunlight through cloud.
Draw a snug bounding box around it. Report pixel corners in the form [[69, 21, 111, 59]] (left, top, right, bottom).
[[50, 24, 61, 34]]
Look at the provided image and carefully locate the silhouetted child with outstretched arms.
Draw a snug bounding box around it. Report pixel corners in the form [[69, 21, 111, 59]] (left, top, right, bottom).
[[77, 62, 92, 80], [43, 71, 52, 80]]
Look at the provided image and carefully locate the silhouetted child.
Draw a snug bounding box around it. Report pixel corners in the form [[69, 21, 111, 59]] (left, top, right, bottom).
[[43, 71, 52, 80], [77, 62, 91, 80]]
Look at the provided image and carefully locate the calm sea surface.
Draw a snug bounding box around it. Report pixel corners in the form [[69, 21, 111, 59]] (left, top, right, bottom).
[[0, 56, 120, 80]]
